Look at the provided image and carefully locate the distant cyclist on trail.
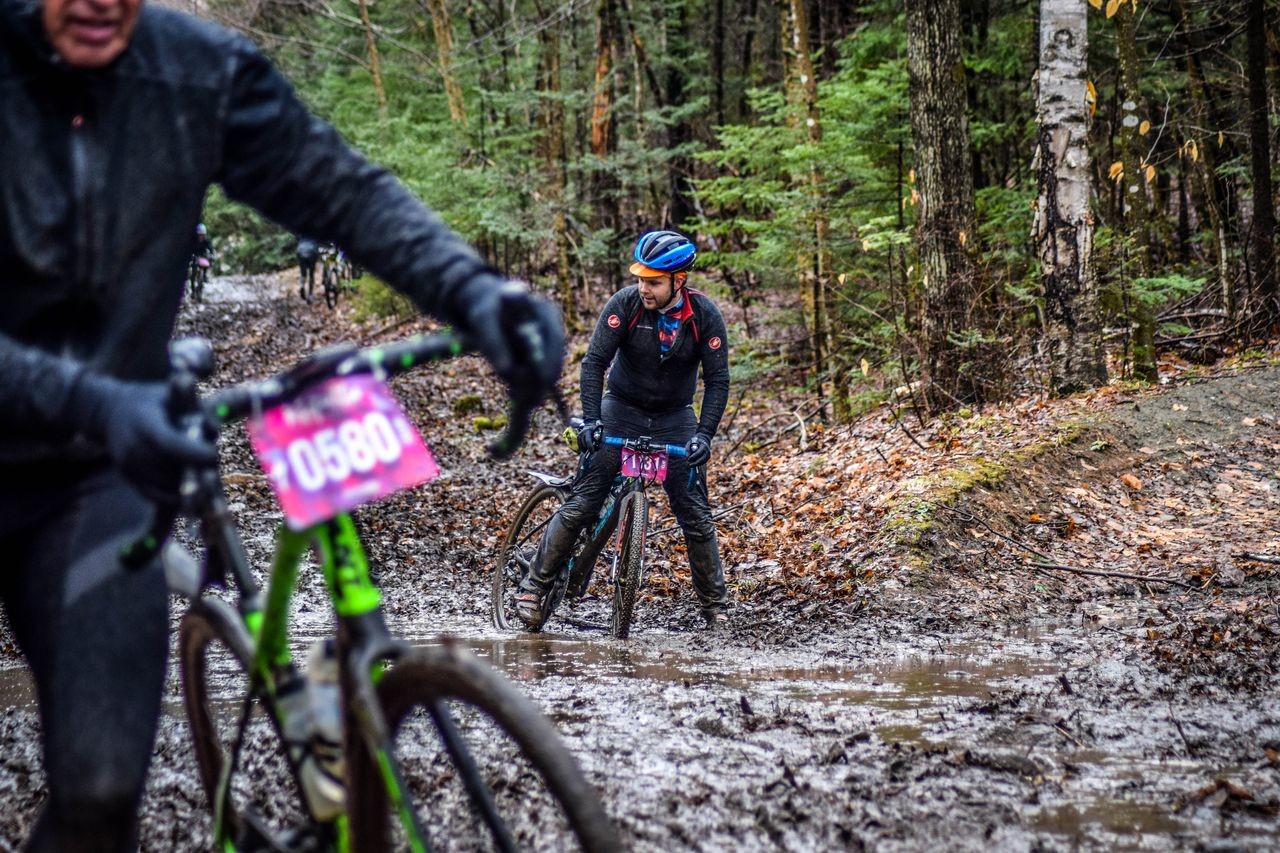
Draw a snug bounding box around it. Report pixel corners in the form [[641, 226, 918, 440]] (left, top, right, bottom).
[[515, 230, 731, 631], [296, 235, 319, 301], [0, 0, 563, 848], [192, 222, 215, 266]]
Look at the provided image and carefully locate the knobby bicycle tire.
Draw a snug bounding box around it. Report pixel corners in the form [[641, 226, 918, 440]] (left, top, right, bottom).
[[179, 597, 312, 848], [347, 645, 620, 853], [610, 491, 648, 639], [323, 266, 339, 309], [492, 484, 565, 631]]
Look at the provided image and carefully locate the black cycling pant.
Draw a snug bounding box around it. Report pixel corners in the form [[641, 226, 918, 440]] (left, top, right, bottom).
[[0, 463, 168, 853], [523, 395, 727, 613], [298, 254, 318, 295]]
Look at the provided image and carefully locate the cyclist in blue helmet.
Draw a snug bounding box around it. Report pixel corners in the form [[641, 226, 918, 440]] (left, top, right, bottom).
[[515, 229, 732, 630]]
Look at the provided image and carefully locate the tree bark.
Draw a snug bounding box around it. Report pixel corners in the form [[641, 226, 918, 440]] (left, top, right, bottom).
[[1113, 1, 1155, 380], [665, 1, 695, 226], [1033, 0, 1106, 395], [777, 0, 837, 419], [1246, 0, 1277, 312], [356, 0, 387, 115], [588, 0, 619, 233], [533, 2, 571, 319], [423, 0, 466, 126], [1172, 0, 1234, 319], [905, 0, 983, 411]]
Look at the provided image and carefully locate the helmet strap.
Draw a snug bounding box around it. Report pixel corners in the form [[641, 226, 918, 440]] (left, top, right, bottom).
[[656, 275, 686, 312]]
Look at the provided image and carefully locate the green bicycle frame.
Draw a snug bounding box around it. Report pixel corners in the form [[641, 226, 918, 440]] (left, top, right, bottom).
[[210, 512, 428, 853]]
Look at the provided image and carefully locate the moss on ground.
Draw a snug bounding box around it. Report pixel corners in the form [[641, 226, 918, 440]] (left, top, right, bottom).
[[883, 419, 1094, 555]]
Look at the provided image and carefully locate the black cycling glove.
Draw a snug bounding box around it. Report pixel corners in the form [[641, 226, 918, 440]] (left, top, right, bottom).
[[67, 372, 218, 500], [576, 420, 603, 453], [684, 431, 712, 467], [464, 279, 565, 408]]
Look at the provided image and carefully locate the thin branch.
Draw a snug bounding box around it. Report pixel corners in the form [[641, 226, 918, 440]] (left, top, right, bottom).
[[1236, 552, 1280, 565]]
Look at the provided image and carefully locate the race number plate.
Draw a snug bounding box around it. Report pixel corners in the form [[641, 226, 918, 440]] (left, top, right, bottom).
[[246, 375, 439, 529], [620, 447, 668, 483]]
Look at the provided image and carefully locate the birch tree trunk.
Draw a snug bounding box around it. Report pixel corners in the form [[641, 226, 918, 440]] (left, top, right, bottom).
[[1033, 0, 1106, 395], [905, 0, 982, 411]]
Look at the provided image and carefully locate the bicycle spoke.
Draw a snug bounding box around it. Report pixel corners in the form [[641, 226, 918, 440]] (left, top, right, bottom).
[[352, 651, 618, 852], [428, 700, 520, 853]]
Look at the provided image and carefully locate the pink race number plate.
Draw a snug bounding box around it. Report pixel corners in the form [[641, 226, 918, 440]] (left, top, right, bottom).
[[620, 447, 668, 483], [246, 375, 439, 529]]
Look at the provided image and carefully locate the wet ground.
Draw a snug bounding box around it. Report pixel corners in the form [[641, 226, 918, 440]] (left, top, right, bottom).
[[0, 274, 1276, 850]]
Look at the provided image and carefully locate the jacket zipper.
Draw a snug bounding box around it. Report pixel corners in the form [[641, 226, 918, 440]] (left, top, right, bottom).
[[69, 112, 93, 291]]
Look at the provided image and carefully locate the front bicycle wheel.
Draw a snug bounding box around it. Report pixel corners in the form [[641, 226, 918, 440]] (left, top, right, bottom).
[[195, 267, 207, 303], [347, 644, 619, 852], [610, 492, 648, 639], [323, 266, 339, 309], [179, 597, 316, 849], [492, 484, 565, 631]]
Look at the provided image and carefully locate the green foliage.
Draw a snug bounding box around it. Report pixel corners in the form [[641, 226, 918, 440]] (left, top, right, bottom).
[[197, 0, 1248, 411], [1130, 274, 1206, 308], [201, 186, 294, 273], [350, 275, 415, 322]]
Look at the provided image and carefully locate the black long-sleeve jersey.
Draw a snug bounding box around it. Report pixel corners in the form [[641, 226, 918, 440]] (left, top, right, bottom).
[[580, 285, 730, 437]]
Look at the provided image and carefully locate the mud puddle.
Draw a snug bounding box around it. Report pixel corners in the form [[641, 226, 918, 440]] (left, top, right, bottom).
[[432, 627, 1277, 850]]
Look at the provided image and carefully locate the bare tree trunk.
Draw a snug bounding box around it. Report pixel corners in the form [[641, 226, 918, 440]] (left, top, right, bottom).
[[589, 0, 619, 236], [356, 0, 386, 115], [1173, 0, 1234, 319], [778, 0, 835, 419], [1113, 2, 1155, 379], [1033, 0, 1106, 395], [424, 0, 467, 126], [1246, 0, 1277, 315], [533, 2, 571, 320], [905, 0, 983, 411], [739, 0, 760, 121]]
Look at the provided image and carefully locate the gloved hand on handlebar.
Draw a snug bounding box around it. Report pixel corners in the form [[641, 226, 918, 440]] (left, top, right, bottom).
[[464, 279, 565, 410], [684, 431, 712, 467], [67, 372, 218, 500], [576, 419, 603, 453]]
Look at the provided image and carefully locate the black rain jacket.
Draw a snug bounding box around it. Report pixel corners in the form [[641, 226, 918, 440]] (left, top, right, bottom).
[[580, 285, 730, 437], [0, 0, 499, 463]]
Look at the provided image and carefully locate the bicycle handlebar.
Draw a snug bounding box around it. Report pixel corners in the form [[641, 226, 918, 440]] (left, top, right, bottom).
[[602, 435, 688, 457], [121, 331, 539, 567]]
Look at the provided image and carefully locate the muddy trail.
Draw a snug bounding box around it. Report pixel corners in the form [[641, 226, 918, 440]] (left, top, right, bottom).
[[0, 273, 1277, 851]]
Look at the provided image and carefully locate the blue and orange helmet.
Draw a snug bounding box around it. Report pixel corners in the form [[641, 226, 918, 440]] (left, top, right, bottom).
[[629, 230, 696, 277]]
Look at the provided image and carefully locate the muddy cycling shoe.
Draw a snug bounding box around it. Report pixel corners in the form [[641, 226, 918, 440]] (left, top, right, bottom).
[[514, 591, 544, 629], [702, 609, 729, 631]]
